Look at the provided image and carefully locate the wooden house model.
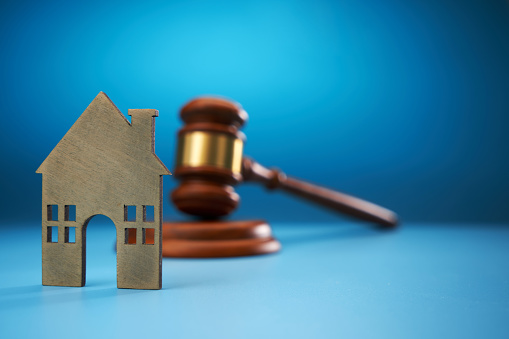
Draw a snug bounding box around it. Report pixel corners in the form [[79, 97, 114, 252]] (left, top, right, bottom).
[[36, 92, 171, 289]]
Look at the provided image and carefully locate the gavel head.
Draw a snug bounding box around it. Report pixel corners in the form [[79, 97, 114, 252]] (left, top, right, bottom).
[[171, 97, 248, 218]]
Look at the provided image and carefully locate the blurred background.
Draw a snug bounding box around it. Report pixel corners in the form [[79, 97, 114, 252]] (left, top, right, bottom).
[[1, 0, 508, 226]]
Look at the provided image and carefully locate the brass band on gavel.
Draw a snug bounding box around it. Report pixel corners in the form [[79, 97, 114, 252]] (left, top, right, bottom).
[[176, 131, 244, 175]]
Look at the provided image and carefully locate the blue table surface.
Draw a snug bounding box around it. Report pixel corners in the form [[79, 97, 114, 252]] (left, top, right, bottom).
[[0, 222, 508, 339]]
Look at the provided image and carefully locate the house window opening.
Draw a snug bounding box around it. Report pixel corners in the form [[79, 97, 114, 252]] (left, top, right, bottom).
[[124, 205, 136, 222], [125, 228, 137, 244], [47, 205, 58, 221], [47, 226, 58, 243], [143, 228, 155, 245], [143, 205, 154, 222], [65, 227, 76, 243], [65, 205, 76, 221]]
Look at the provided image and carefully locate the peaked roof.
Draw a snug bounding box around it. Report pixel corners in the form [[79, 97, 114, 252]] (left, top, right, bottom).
[[36, 92, 171, 176]]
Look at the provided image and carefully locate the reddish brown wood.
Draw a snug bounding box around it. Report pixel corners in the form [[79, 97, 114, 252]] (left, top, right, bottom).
[[242, 157, 398, 227], [162, 220, 281, 258], [179, 97, 247, 128], [171, 175, 240, 217]]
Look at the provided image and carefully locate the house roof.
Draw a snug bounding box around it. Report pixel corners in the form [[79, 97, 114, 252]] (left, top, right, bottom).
[[36, 92, 171, 176]]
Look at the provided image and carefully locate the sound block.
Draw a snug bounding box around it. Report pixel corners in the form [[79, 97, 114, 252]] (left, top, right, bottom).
[[162, 220, 281, 258]]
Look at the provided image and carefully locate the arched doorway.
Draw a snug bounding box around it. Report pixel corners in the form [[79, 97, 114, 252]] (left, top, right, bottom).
[[83, 214, 117, 287]]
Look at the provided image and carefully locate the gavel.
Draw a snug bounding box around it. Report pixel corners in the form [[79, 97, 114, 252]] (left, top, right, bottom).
[[170, 97, 398, 227], [162, 97, 398, 258]]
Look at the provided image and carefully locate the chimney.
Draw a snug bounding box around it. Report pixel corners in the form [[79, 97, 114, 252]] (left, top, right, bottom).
[[128, 109, 158, 152]]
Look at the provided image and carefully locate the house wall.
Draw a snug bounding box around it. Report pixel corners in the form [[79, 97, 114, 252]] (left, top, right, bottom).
[[41, 171, 163, 289]]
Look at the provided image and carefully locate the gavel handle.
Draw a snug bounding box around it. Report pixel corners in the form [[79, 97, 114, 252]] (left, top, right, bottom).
[[241, 157, 398, 227]]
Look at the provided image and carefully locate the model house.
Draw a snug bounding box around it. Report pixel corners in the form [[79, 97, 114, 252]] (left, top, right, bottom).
[[36, 92, 171, 289]]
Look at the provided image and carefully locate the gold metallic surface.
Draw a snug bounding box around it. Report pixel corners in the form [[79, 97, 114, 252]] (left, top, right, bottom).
[[177, 131, 243, 174]]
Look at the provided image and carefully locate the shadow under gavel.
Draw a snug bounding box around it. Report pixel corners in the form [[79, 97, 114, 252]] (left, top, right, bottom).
[[163, 97, 398, 258]]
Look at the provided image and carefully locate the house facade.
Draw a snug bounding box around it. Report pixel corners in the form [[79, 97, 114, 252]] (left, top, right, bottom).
[[36, 92, 171, 289]]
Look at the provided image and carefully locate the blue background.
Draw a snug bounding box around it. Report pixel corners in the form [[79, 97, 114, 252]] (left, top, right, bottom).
[[1, 0, 508, 224]]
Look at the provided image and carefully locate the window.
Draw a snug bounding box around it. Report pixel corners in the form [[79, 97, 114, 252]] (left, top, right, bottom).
[[143, 228, 155, 245], [124, 205, 136, 222], [125, 228, 137, 244], [47, 226, 58, 243], [65, 205, 76, 221], [143, 205, 154, 222], [47, 205, 58, 221], [65, 227, 76, 243]]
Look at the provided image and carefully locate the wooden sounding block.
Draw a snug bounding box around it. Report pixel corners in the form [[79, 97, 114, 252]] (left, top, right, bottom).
[[162, 220, 280, 258], [36, 92, 171, 289]]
